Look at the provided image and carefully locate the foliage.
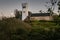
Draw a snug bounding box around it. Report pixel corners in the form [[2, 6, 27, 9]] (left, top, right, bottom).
[[14, 9, 22, 19], [53, 15, 60, 21], [45, 0, 57, 15], [28, 20, 60, 40], [0, 17, 60, 40], [0, 18, 31, 40], [57, 1, 60, 14]]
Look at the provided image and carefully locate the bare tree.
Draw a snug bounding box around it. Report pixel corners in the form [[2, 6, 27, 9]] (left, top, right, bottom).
[[57, 1, 60, 14], [45, 0, 57, 15]]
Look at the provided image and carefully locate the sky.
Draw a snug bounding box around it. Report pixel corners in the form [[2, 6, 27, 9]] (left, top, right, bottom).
[[0, 0, 59, 17]]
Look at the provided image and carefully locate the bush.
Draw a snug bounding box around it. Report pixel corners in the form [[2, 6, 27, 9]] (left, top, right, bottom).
[[0, 18, 31, 40], [27, 20, 60, 40], [0, 18, 60, 40]]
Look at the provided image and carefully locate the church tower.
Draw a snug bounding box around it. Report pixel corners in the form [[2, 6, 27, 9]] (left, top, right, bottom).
[[22, 3, 28, 21]]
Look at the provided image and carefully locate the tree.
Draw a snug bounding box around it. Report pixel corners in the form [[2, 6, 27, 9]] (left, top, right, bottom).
[[14, 9, 22, 19], [39, 10, 43, 13], [45, 0, 57, 15], [57, 1, 60, 14], [28, 11, 32, 16]]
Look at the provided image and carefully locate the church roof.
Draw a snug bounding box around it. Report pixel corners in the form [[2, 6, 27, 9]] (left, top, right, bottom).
[[31, 13, 50, 17]]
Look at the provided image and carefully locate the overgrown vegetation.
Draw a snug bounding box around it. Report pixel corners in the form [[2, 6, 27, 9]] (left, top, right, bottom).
[[0, 16, 60, 40], [0, 18, 31, 40], [27, 15, 60, 40]]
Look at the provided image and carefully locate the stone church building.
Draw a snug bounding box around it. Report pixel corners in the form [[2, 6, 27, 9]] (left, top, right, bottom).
[[14, 3, 53, 21], [29, 13, 53, 21]]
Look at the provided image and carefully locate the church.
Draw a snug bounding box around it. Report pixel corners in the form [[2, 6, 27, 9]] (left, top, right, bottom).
[[13, 3, 53, 21], [21, 3, 53, 21], [29, 13, 53, 21]]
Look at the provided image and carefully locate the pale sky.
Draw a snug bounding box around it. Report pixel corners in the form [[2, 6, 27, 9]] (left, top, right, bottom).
[[0, 0, 59, 17]]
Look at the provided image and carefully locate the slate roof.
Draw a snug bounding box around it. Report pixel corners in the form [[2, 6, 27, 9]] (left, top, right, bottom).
[[31, 13, 50, 17]]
